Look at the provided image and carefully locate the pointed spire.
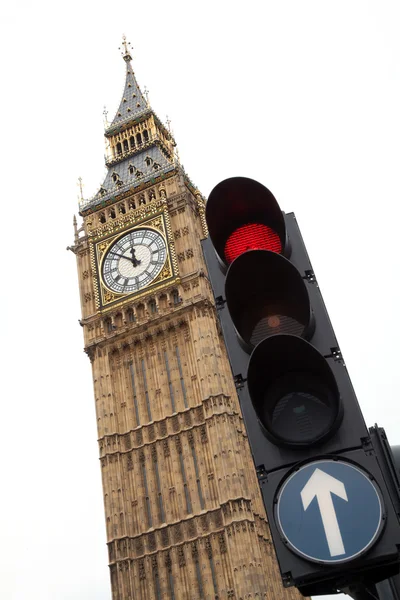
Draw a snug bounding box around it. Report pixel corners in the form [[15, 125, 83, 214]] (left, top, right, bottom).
[[108, 37, 148, 131]]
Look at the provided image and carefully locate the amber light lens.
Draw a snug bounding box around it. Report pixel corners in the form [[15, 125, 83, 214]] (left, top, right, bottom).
[[224, 223, 282, 264]]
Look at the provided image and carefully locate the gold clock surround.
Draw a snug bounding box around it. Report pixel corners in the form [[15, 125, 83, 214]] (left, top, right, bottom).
[[90, 208, 178, 310]]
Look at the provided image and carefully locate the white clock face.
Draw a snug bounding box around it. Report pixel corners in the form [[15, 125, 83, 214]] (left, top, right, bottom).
[[102, 228, 167, 294]]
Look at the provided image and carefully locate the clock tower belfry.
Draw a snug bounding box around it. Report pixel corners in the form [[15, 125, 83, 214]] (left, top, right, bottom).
[[72, 39, 304, 600]]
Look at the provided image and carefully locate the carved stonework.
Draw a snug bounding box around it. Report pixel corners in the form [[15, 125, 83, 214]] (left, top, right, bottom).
[[138, 559, 146, 580], [178, 546, 186, 567]]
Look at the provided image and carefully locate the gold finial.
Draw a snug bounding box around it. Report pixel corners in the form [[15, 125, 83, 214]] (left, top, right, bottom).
[[103, 105, 109, 127], [119, 35, 132, 62], [77, 177, 84, 201], [144, 86, 150, 107]]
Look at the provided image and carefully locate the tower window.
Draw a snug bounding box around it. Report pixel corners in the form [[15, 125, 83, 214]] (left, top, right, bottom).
[[172, 289, 181, 305], [109, 208, 116, 219], [135, 170, 143, 179], [99, 212, 106, 224], [118, 203, 126, 215], [123, 98, 127, 103], [130, 136, 135, 149], [149, 299, 157, 314], [132, 93, 136, 98], [128, 164, 134, 175], [123, 139, 129, 152], [145, 156, 153, 167], [116, 142, 122, 155], [153, 162, 160, 170], [112, 172, 119, 183], [143, 129, 149, 142], [136, 132, 142, 145]]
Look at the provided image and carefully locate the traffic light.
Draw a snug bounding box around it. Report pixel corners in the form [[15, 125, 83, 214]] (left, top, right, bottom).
[[202, 177, 400, 596]]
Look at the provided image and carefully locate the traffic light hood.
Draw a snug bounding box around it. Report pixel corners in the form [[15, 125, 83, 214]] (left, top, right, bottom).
[[225, 249, 314, 353], [206, 177, 288, 269], [248, 334, 342, 447]]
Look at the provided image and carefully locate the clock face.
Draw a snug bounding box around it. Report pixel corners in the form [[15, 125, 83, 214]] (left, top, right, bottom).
[[102, 228, 167, 294]]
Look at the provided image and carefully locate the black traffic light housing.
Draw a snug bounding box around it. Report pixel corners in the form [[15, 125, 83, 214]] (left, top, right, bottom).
[[202, 177, 400, 595]]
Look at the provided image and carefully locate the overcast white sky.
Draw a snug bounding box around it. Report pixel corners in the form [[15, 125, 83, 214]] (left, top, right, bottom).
[[1, 1, 399, 599]]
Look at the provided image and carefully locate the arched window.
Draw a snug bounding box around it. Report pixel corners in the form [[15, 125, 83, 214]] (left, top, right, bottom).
[[143, 129, 149, 142], [99, 212, 106, 224], [149, 299, 157, 314], [109, 208, 116, 219], [116, 142, 122, 155], [130, 136, 135, 149], [159, 294, 168, 310], [172, 289, 181, 305], [123, 139, 129, 152], [136, 132, 142, 145]]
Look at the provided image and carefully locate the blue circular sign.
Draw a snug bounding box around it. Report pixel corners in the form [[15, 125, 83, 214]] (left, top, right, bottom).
[[275, 459, 384, 564]]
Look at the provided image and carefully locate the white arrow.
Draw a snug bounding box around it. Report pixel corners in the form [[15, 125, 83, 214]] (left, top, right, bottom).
[[301, 468, 348, 557]]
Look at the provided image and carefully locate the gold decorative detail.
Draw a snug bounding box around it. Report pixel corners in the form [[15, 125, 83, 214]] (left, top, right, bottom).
[[104, 288, 119, 304], [97, 241, 109, 260], [153, 264, 172, 284]]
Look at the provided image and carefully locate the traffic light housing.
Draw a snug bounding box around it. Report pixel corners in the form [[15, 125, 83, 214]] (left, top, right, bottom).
[[202, 177, 400, 595]]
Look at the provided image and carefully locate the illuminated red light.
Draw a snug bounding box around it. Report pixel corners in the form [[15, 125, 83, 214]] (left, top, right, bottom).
[[224, 223, 282, 264]]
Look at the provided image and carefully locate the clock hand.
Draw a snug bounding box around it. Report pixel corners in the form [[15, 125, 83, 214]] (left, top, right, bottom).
[[109, 251, 132, 260], [130, 247, 141, 267]]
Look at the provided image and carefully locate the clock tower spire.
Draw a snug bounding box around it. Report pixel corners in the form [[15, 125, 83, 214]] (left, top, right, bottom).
[[72, 39, 307, 600]]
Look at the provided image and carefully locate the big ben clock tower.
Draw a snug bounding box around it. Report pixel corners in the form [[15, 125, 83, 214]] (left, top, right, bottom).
[[72, 38, 304, 600]]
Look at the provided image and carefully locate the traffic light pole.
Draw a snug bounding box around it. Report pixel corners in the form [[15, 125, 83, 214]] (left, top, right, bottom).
[[343, 579, 400, 600]]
